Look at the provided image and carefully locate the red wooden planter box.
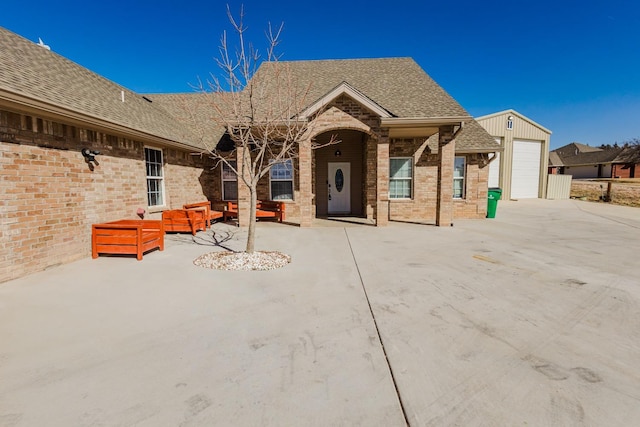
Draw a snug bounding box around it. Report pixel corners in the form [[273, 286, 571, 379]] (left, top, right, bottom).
[[92, 220, 164, 261]]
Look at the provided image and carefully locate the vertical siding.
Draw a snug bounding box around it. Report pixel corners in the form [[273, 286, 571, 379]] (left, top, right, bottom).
[[477, 112, 551, 199], [546, 174, 572, 199]]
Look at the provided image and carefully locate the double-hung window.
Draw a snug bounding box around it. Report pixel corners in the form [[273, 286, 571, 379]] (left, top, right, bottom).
[[145, 147, 164, 207], [222, 161, 238, 201], [389, 157, 412, 199], [270, 159, 294, 200], [453, 156, 466, 199]]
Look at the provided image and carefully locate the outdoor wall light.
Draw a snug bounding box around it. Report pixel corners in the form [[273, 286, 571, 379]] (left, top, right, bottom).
[[81, 148, 101, 170], [334, 149, 341, 157]]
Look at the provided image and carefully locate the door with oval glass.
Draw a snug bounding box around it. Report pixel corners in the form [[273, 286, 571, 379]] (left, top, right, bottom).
[[328, 162, 350, 214]]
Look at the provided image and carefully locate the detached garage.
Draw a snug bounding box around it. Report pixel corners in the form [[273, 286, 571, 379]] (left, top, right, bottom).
[[477, 110, 551, 199]]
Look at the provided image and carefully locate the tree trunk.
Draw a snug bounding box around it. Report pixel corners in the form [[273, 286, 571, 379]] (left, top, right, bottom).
[[246, 186, 258, 253]]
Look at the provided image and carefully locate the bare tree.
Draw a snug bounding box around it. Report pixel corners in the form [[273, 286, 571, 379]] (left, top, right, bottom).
[[196, 6, 334, 253]]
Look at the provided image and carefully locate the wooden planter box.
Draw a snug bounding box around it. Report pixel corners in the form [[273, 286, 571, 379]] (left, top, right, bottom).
[[92, 220, 164, 261]]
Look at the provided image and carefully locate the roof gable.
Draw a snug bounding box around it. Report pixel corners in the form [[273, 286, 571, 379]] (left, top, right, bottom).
[[476, 109, 552, 135], [298, 81, 393, 120]]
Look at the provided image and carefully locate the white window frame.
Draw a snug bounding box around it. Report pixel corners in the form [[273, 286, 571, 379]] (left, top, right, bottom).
[[221, 160, 238, 201], [144, 146, 165, 207], [453, 156, 466, 199], [389, 157, 413, 199], [269, 159, 294, 201]]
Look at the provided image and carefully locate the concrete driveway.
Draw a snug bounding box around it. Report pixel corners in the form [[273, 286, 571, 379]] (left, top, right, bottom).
[[1, 199, 639, 426]]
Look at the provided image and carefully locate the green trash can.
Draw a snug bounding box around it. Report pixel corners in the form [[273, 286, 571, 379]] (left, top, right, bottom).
[[487, 188, 502, 218]]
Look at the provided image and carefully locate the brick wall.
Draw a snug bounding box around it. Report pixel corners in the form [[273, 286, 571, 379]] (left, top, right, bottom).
[[0, 109, 214, 283], [389, 137, 438, 222], [388, 137, 489, 223], [452, 154, 489, 219]]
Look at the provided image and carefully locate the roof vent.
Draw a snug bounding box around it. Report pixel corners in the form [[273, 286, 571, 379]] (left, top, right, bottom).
[[37, 37, 51, 50], [121, 91, 125, 103]]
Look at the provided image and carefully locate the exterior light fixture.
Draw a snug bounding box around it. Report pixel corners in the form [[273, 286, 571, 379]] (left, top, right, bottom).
[[334, 149, 341, 157], [81, 148, 101, 170], [506, 115, 514, 130]]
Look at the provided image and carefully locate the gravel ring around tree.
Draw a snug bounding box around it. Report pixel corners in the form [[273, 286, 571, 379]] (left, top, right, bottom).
[[194, 251, 291, 271]]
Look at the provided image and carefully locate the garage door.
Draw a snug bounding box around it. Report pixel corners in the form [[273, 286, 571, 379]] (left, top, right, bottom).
[[488, 137, 501, 188], [511, 139, 541, 198]]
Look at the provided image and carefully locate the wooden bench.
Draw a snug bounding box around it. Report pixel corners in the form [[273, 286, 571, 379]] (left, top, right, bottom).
[[92, 219, 164, 261], [183, 201, 224, 228], [162, 209, 206, 235], [223, 201, 286, 223]]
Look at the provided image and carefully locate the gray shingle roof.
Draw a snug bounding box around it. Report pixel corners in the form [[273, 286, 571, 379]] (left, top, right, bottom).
[[0, 26, 202, 148], [552, 142, 601, 157], [150, 58, 498, 152], [258, 57, 469, 118], [548, 151, 563, 166], [425, 119, 501, 153], [148, 93, 226, 150], [554, 148, 623, 166], [1, 25, 494, 152], [613, 146, 640, 164]]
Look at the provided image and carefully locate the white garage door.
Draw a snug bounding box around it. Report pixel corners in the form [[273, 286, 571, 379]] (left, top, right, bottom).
[[488, 137, 501, 188], [511, 139, 542, 198]]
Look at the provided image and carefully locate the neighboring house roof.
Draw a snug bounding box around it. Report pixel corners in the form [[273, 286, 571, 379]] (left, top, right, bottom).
[[476, 109, 552, 134], [553, 142, 601, 158], [553, 148, 623, 167], [548, 151, 563, 167], [613, 146, 640, 164], [0, 26, 202, 149]]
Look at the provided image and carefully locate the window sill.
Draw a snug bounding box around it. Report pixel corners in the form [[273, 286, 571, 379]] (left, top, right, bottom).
[[147, 206, 167, 214]]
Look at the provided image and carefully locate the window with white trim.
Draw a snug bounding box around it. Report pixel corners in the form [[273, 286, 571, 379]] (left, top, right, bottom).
[[222, 161, 238, 201], [389, 157, 413, 199], [270, 159, 294, 200], [144, 147, 164, 206], [453, 156, 466, 199]]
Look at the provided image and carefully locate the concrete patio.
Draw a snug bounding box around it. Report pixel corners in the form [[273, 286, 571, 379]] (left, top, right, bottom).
[[1, 199, 639, 426]]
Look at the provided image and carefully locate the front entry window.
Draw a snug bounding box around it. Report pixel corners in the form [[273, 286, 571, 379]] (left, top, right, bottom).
[[222, 161, 238, 201], [270, 159, 294, 200], [390, 157, 412, 199], [454, 156, 466, 199]]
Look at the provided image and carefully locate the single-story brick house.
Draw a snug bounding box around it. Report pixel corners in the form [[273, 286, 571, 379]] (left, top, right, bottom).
[[549, 142, 639, 179], [0, 26, 499, 282]]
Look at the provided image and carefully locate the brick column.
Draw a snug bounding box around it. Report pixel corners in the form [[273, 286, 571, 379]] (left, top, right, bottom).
[[436, 125, 455, 227], [365, 135, 377, 221], [376, 132, 390, 226], [298, 137, 313, 227], [236, 148, 251, 227]]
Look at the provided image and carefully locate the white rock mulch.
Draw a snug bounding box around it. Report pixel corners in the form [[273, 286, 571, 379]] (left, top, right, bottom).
[[193, 251, 291, 271]]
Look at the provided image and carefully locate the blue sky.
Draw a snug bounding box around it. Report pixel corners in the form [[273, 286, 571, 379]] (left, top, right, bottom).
[[2, 0, 639, 149]]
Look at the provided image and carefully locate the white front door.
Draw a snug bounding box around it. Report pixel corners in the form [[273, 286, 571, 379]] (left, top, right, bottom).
[[328, 162, 350, 214]]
